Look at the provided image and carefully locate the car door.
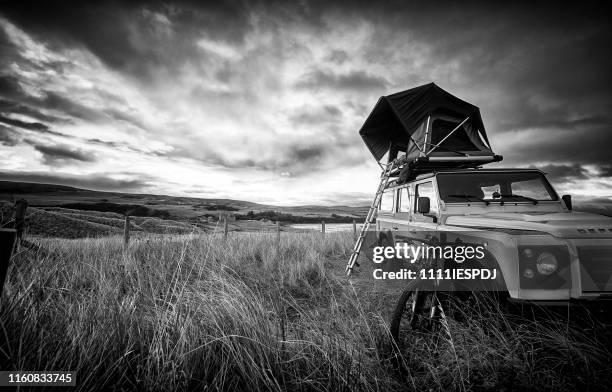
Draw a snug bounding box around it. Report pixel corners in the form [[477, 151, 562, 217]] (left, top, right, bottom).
[[386, 185, 413, 242], [392, 185, 411, 228]]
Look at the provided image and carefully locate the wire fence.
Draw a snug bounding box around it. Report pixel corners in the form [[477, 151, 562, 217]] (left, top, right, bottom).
[[0, 201, 309, 240]]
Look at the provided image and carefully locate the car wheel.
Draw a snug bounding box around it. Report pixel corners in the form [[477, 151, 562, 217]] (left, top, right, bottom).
[[389, 281, 438, 347]]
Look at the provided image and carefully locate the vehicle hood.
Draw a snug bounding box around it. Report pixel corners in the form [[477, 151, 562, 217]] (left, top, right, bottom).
[[445, 211, 612, 238]]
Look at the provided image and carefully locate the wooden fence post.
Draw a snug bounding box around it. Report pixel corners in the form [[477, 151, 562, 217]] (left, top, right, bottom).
[[14, 199, 28, 246], [276, 220, 281, 246], [0, 229, 17, 297], [353, 219, 357, 241], [224, 215, 229, 238], [123, 215, 130, 248], [321, 221, 325, 238]]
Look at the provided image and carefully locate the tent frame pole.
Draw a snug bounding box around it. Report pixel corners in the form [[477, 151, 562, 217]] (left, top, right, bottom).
[[411, 135, 424, 153], [426, 116, 470, 156], [421, 115, 431, 156]]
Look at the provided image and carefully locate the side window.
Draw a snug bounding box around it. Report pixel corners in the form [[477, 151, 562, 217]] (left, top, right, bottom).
[[398, 187, 411, 213], [379, 189, 395, 212], [415, 182, 438, 214]]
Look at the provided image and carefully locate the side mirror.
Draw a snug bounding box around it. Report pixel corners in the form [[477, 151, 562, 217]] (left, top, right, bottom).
[[417, 197, 431, 214], [562, 194, 572, 210]]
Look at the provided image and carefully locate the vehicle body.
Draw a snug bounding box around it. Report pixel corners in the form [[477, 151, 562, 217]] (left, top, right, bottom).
[[376, 167, 612, 304], [353, 83, 612, 307]]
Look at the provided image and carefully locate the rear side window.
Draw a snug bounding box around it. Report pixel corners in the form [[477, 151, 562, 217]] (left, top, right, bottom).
[[415, 182, 438, 214], [398, 187, 411, 212], [380, 190, 395, 212]]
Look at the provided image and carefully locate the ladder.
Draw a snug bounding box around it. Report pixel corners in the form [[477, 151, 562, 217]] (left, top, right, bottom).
[[346, 158, 405, 275]]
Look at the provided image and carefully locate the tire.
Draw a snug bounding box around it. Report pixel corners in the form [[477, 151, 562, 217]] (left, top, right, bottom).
[[389, 281, 434, 347]]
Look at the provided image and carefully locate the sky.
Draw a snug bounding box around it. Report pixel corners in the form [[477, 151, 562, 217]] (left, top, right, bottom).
[[0, 1, 610, 206]]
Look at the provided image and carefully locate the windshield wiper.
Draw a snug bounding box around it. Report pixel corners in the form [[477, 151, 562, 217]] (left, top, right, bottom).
[[498, 194, 538, 205], [446, 194, 490, 205]]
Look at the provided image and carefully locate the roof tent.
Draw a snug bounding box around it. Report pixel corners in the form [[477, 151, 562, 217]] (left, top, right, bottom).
[[359, 83, 501, 176]]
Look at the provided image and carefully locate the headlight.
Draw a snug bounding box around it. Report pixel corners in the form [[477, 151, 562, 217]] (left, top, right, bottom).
[[536, 252, 558, 275]]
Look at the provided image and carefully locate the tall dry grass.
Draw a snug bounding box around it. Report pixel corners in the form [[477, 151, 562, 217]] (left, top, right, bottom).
[[1, 232, 610, 391], [1, 232, 397, 391]]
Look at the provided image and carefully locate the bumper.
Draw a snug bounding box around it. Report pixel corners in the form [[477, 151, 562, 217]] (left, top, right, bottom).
[[509, 296, 612, 307], [507, 297, 612, 324]]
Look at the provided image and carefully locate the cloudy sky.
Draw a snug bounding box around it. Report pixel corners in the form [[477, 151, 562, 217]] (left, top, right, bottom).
[[0, 1, 610, 206]]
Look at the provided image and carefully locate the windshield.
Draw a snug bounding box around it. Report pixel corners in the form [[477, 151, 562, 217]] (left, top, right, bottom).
[[437, 171, 558, 202]]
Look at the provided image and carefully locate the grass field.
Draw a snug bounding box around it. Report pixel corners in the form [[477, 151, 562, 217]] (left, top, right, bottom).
[[1, 232, 611, 391]]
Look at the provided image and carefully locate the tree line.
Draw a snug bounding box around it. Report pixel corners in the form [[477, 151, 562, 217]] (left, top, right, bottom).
[[239, 210, 362, 223]]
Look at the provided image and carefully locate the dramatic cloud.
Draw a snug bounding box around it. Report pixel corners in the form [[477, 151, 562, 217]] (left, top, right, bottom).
[[31, 142, 94, 165], [288, 105, 342, 126], [536, 164, 590, 184], [0, 114, 49, 132], [598, 166, 612, 178], [295, 69, 389, 91], [0, 98, 67, 124], [0, 1, 610, 205], [0, 124, 18, 146]]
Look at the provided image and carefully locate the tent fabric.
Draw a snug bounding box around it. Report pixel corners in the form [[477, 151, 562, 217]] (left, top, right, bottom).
[[359, 82, 493, 162]]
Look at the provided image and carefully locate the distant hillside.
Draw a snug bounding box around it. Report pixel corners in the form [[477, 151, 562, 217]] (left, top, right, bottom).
[[0, 180, 369, 224], [0, 181, 98, 194], [0, 181, 265, 209]]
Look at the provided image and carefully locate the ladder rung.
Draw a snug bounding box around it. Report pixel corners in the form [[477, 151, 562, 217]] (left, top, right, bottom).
[[346, 160, 401, 275]]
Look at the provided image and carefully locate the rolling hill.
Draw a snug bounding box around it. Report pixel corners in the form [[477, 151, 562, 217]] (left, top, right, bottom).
[[0, 180, 369, 237]]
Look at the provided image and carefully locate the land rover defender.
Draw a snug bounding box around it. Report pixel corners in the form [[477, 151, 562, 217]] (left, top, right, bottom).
[[346, 83, 612, 341]]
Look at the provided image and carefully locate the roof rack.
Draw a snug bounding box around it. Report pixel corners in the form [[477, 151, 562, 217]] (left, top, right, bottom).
[[387, 154, 503, 185]]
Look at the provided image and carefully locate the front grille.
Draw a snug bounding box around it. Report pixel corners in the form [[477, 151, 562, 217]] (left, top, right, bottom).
[[578, 246, 612, 292], [577, 227, 612, 235]]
